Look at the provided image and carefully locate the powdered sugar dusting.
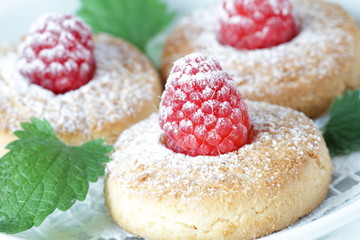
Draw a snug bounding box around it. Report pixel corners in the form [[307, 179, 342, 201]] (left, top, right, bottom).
[[162, 0, 360, 117], [0, 34, 160, 143], [173, 0, 355, 93], [107, 101, 323, 199]]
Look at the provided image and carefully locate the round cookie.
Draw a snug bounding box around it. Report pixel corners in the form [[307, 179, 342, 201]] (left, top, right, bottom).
[[161, 0, 360, 118], [105, 101, 332, 240], [0, 34, 162, 152]]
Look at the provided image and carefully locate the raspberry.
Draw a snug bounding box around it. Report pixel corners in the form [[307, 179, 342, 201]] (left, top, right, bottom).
[[218, 0, 298, 50], [159, 53, 251, 156], [18, 13, 95, 94]]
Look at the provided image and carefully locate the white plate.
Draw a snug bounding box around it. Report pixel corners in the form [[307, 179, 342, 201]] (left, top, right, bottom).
[[1, 0, 360, 239]]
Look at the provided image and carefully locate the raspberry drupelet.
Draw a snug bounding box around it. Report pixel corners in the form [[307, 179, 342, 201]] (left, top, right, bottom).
[[218, 0, 298, 50], [159, 53, 251, 156], [18, 13, 95, 94]]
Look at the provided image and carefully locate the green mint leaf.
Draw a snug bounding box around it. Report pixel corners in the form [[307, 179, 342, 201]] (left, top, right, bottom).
[[323, 89, 360, 156], [77, 0, 176, 52], [0, 118, 113, 234]]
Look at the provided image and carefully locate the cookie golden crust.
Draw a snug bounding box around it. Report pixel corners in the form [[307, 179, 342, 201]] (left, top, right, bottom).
[[161, 0, 360, 118], [105, 101, 332, 240], [0, 34, 162, 149]]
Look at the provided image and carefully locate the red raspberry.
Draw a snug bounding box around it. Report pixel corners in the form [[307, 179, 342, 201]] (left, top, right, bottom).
[[218, 0, 298, 50], [18, 13, 95, 94], [159, 53, 251, 156]]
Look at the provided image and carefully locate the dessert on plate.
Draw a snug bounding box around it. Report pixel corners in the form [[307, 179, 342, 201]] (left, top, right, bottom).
[[161, 0, 360, 118], [105, 53, 332, 240], [0, 13, 162, 155]]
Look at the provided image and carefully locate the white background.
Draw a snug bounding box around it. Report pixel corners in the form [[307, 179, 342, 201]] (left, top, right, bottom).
[[1, 0, 358, 43]]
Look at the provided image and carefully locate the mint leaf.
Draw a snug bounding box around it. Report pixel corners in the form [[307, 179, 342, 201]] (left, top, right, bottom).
[[0, 118, 113, 234], [323, 89, 360, 156], [77, 0, 176, 52]]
